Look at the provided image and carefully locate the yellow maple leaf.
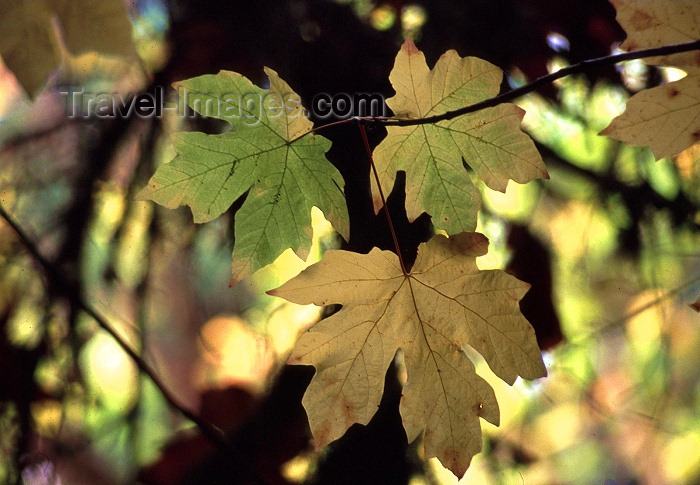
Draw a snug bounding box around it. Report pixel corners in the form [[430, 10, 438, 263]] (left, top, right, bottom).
[[611, 0, 700, 69], [372, 39, 547, 234], [269, 233, 546, 477], [601, 1, 700, 158], [601, 73, 700, 159]]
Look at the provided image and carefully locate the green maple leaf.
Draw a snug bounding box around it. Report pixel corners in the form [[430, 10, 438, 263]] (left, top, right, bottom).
[[0, 0, 137, 97], [137, 69, 349, 282], [372, 39, 547, 233], [270, 232, 546, 477]]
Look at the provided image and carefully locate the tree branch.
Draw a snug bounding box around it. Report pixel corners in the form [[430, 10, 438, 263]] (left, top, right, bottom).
[[374, 40, 700, 127], [0, 203, 228, 450]]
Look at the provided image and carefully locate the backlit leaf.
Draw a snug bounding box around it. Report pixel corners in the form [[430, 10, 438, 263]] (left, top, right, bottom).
[[371, 39, 547, 233], [610, 0, 700, 69], [269, 233, 546, 476], [602, 1, 700, 158], [601, 73, 700, 159], [137, 69, 349, 282]]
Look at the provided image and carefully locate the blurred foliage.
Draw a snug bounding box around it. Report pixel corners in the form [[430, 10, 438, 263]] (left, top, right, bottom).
[[0, 1, 698, 484]]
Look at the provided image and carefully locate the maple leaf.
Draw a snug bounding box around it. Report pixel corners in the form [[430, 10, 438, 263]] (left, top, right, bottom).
[[609, 0, 700, 69], [0, 0, 138, 97], [137, 69, 349, 282], [601, 74, 700, 159], [269, 233, 546, 476], [601, 1, 700, 158], [371, 39, 547, 234]]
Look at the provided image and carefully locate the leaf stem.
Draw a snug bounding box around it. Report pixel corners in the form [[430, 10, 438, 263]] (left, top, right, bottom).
[[357, 121, 408, 275], [288, 116, 357, 144], [0, 203, 229, 450]]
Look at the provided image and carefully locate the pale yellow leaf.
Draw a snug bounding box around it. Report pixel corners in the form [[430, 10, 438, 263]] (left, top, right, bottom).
[[269, 233, 546, 477], [603, 1, 700, 158], [600, 72, 700, 159], [372, 39, 547, 234], [611, 0, 700, 69]]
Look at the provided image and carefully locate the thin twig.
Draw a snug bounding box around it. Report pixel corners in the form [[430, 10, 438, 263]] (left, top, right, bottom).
[[290, 39, 699, 141], [0, 203, 228, 450], [288, 116, 357, 144], [378, 40, 700, 127], [570, 274, 700, 346], [357, 122, 408, 275]]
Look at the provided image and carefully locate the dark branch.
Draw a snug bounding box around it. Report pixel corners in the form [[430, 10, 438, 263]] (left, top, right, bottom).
[[375, 40, 700, 127], [0, 203, 228, 450]]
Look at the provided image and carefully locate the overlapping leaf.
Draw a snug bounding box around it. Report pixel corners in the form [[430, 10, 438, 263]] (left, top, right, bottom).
[[371, 39, 547, 234], [601, 1, 700, 158], [137, 69, 349, 282], [610, 0, 700, 68], [0, 0, 138, 97], [270, 233, 546, 476], [601, 74, 700, 159]]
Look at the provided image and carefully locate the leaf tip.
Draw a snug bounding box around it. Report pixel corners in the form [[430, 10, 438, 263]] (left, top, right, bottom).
[[401, 37, 419, 54], [532, 357, 548, 379], [295, 246, 310, 263], [442, 450, 470, 479], [231, 260, 252, 287], [263, 66, 279, 81], [286, 354, 303, 365]]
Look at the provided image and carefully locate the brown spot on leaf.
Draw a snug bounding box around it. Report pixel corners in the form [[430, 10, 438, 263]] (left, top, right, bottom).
[[629, 10, 657, 30], [668, 87, 680, 98], [692, 130, 700, 142], [342, 400, 353, 424]]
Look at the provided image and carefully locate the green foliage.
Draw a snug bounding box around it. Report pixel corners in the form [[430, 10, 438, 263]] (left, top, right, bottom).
[[137, 69, 349, 282]]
